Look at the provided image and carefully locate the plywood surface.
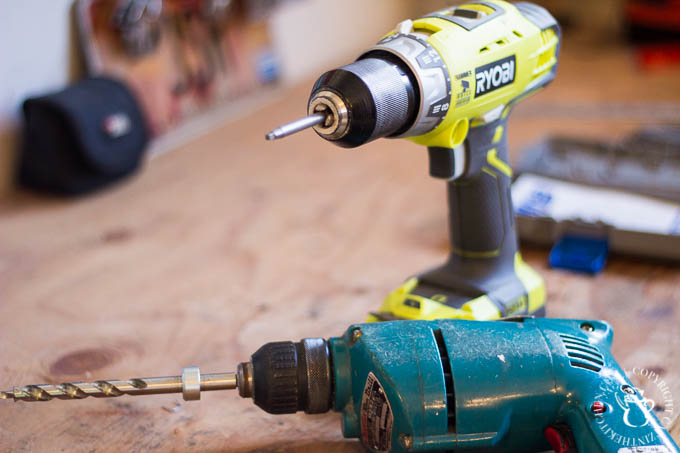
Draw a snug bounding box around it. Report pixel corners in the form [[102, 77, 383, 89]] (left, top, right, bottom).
[[1, 43, 679, 452]]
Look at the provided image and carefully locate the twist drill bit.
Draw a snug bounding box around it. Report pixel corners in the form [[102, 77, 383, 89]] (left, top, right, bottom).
[[0, 367, 238, 402]]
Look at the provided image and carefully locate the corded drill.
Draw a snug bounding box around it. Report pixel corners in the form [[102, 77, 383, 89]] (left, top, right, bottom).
[[5, 318, 678, 453], [267, 0, 560, 321]]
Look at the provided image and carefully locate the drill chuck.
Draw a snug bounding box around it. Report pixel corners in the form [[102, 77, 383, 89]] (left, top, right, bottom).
[[246, 338, 333, 414], [308, 56, 418, 147], [266, 30, 452, 147]]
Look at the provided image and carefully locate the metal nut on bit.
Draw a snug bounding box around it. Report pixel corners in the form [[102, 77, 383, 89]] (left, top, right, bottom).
[[182, 366, 201, 401]]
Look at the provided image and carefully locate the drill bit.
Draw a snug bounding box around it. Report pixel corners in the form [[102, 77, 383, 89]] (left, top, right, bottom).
[[0, 367, 237, 402], [265, 113, 327, 141]]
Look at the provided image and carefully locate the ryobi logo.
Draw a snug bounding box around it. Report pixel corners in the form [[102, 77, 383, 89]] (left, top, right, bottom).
[[475, 55, 516, 97]]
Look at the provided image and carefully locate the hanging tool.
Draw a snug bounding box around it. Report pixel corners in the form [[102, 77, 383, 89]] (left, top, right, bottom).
[[112, 0, 163, 58], [4, 318, 678, 453], [266, 0, 560, 321]]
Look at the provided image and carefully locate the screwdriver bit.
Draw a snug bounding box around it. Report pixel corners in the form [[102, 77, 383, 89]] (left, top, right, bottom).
[[265, 112, 327, 141]]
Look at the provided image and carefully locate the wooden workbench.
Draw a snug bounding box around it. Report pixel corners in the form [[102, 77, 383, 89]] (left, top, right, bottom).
[[1, 41, 679, 452]]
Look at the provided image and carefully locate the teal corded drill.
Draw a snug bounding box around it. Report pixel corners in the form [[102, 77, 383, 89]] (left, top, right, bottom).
[[4, 318, 678, 453]]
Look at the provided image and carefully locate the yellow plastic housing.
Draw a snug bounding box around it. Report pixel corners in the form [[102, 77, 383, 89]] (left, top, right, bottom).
[[409, 0, 559, 149]]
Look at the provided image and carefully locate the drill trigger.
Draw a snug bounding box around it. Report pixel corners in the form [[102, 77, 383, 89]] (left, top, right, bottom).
[[544, 425, 577, 453]]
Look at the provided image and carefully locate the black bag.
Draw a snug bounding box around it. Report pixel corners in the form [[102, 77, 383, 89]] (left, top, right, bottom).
[[18, 77, 149, 195]]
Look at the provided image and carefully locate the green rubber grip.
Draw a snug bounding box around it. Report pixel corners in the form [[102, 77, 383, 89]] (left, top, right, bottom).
[[448, 117, 515, 260], [422, 116, 525, 305]]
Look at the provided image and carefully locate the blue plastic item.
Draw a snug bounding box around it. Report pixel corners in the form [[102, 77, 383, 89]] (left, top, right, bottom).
[[549, 235, 609, 274]]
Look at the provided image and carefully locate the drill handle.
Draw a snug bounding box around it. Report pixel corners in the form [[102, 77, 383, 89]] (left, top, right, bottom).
[[567, 400, 680, 453], [427, 116, 518, 282]]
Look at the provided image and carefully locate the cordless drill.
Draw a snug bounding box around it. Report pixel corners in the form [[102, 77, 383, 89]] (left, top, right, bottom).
[[5, 318, 678, 453], [266, 1, 560, 321]]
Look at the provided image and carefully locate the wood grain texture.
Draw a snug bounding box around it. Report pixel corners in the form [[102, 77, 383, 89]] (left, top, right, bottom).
[[1, 43, 679, 452]]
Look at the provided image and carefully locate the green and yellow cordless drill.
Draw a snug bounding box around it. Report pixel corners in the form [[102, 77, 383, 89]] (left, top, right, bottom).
[[267, 0, 560, 321]]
